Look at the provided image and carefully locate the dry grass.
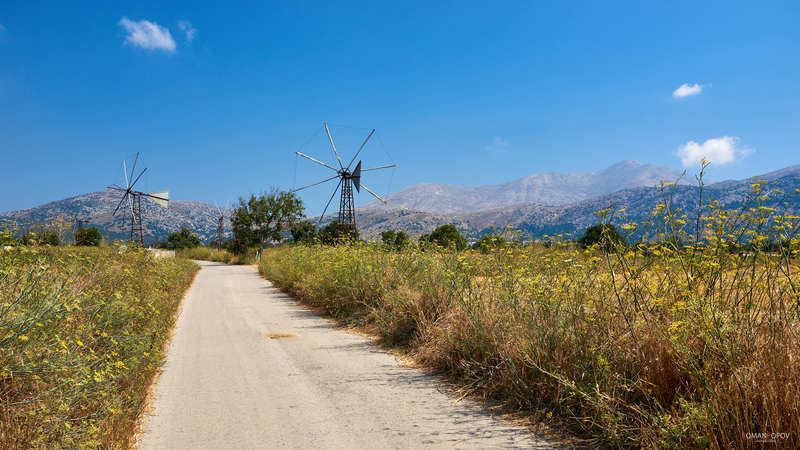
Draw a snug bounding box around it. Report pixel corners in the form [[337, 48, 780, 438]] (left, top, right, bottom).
[[176, 247, 236, 264], [0, 245, 198, 448], [259, 178, 800, 448]]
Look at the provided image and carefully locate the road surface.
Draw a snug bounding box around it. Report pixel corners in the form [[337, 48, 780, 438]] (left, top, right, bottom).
[[139, 261, 554, 449]]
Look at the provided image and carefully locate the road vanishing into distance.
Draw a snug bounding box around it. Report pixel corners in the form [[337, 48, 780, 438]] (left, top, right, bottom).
[[138, 261, 555, 449]]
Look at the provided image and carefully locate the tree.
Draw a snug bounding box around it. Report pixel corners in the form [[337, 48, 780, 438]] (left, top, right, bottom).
[[578, 224, 624, 249], [291, 221, 317, 244], [318, 220, 358, 245], [381, 230, 410, 250], [425, 225, 467, 250], [75, 227, 102, 246], [231, 190, 304, 251], [166, 227, 201, 250]]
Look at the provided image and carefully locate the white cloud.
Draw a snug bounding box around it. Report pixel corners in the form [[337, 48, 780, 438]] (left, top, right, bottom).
[[119, 17, 176, 52], [677, 136, 753, 167], [672, 83, 704, 98], [485, 137, 509, 152], [178, 20, 197, 42], [0, 24, 6, 34]]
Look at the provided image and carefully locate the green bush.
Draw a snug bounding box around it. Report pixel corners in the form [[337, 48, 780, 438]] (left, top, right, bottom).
[[75, 227, 102, 246], [165, 227, 201, 250], [577, 224, 623, 249], [420, 224, 467, 250], [380, 230, 410, 250], [318, 220, 359, 244], [291, 221, 317, 244]]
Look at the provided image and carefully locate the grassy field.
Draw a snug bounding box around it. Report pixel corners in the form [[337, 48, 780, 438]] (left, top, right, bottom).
[[176, 247, 237, 264], [259, 190, 800, 448], [0, 245, 198, 448]]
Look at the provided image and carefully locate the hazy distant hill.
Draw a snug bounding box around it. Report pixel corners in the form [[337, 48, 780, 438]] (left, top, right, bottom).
[[0, 190, 231, 245], [362, 160, 689, 214], [351, 166, 800, 240]]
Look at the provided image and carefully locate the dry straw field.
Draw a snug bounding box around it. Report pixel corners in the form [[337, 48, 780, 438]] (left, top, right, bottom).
[[0, 243, 197, 447], [260, 177, 800, 448]]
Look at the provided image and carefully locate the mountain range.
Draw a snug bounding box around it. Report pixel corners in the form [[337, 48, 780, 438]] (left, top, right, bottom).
[[2, 162, 798, 243], [362, 160, 690, 213], [339, 163, 800, 240]]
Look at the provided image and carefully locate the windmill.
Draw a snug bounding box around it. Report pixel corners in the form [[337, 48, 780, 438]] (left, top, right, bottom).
[[293, 122, 396, 234], [107, 153, 170, 245], [215, 204, 225, 250], [73, 217, 89, 243]]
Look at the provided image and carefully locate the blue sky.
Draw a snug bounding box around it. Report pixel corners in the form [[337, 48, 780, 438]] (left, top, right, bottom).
[[1, 1, 798, 214]]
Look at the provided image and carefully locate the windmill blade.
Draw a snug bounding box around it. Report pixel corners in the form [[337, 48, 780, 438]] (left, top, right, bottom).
[[361, 164, 397, 172], [128, 167, 148, 190], [323, 122, 344, 170], [360, 183, 387, 204], [347, 129, 375, 170], [129, 152, 139, 187], [122, 160, 130, 189], [146, 191, 169, 209], [292, 174, 340, 192], [127, 192, 135, 217], [352, 161, 361, 193], [112, 191, 129, 216], [296, 152, 339, 172], [318, 178, 343, 225]]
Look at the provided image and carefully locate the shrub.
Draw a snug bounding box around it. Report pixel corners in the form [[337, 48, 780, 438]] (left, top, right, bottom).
[[37, 230, 61, 246], [291, 221, 317, 244], [577, 224, 623, 249], [75, 227, 102, 246], [165, 227, 201, 250], [318, 220, 359, 244], [380, 230, 410, 250], [422, 224, 467, 250]]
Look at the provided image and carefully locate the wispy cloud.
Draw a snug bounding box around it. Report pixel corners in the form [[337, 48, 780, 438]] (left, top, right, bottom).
[[0, 23, 6, 34], [485, 137, 509, 152], [178, 20, 197, 42], [672, 83, 705, 98], [119, 17, 176, 52], [677, 136, 753, 167]]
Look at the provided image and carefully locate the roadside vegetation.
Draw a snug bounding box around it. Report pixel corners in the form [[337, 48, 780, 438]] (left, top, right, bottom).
[[175, 247, 238, 264], [0, 242, 198, 447], [259, 169, 800, 448]]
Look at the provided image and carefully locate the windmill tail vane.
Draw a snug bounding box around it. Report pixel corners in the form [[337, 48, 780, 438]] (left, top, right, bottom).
[[292, 122, 396, 234]]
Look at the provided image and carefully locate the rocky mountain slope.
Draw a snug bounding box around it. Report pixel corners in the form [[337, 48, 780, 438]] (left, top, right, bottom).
[[362, 160, 689, 214], [351, 166, 800, 240], [0, 190, 231, 245]]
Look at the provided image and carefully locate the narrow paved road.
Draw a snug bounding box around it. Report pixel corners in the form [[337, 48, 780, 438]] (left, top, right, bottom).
[[139, 261, 553, 449]]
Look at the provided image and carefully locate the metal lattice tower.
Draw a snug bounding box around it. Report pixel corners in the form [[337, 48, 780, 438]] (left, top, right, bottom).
[[130, 194, 144, 245], [217, 214, 224, 250], [293, 123, 396, 235], [338, 177, 356, 229]]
